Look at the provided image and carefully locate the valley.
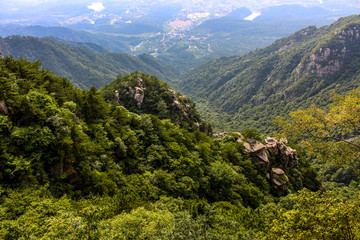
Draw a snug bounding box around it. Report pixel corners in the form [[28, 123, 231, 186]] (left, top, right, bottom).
[[179, 15, 360, 132]]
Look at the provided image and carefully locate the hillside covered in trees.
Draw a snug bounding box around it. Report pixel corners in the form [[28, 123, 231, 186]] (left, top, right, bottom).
[[0, 36, 178, 89], [179, 15, 360, 133], [2, 56, 359, 239]]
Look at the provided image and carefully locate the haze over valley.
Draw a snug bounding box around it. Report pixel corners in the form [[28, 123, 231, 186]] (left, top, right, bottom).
[[2, 0, 360, 70]]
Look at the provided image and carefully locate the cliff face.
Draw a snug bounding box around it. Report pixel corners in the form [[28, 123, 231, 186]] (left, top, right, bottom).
[[296, 25, 360, 78]]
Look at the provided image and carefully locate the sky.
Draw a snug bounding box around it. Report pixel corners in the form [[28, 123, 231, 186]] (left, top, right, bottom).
[[3, 0, 359, 8], [1, 0, 359, 21]]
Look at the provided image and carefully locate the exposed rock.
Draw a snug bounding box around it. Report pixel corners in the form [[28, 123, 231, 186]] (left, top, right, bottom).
[[335, 27, 360, 41], [127, 82, 145, 109], [270, 168, 289, 191], [168, 89, 191, 119], [137, 77, 144, 87], [173, 99, 180, 108], [296, 26, 360, 78], [272, 168, 284, 175], [114, 90, 119, 102], [306, 48, 344, 77], [265, 137, 277, 148], [240, 138, 270, 170], [129, 87, 135, 96], [0, 100, 8, 116], [274, 40, 295, 54], [265, 137, 299, 169], [218, 132, 228, 137], [168, 89, 176, 95], [238, 136, 298, 190], [134, 87, 145, 109]]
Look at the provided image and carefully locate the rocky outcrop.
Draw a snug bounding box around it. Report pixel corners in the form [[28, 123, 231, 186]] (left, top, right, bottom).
[[296, 47, 345, 77], [296, 25, 360, 78], [265, 137, 298, 169], [123, 77, 146, 109], [168, 88, 191, 119], [336, 27, 360, 42], [267, 168, 289, 191], [240, 139, 270, 170], [133, 87, 145, 109], [274, 40, 295, 54], [238, 136, 298, 191], [0, 100, 8, 116], [274, 27, 317, 54], [114, 90, 120, 102]]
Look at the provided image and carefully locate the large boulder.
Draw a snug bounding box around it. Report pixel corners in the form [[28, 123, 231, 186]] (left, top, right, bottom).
[[270, 168, 289, 191], [238, 136, 299, 190], [133, 87, 145, 109], [239, 138, 270, 170], [265, 137, 299, 169]]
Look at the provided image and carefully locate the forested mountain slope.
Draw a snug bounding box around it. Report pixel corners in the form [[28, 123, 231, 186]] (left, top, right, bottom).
[[179, 15, 360, 132], [0, 56, 336, 239], [44, 36, 110, 53], [0, 36, 178, 89], [0, 24, 131, 52], [100, 72, 212, 133]]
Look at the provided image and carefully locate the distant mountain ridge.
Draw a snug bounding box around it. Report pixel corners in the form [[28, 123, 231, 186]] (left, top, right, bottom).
[[0, 24, 131, 52], [0, 35, 178, 89], [179, 15, 360, 132], [2, 4, 358, 72]]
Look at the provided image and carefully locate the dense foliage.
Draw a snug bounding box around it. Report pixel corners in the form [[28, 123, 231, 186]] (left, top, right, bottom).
[[179, 15, 360, 133], [0, 57, 342, 239], [100, 72, 212, 133], [276, 88, 360, 166]]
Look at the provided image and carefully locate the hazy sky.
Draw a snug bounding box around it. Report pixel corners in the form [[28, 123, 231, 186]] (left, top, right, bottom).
[[1, 0, 359, 16], [3, 0, 359, 7]]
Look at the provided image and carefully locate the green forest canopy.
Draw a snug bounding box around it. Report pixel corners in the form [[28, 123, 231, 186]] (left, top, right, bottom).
[[0, 56, 359, 239]]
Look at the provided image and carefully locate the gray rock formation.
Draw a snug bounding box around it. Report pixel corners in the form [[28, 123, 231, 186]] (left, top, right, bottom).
[[134, 87, 145, 109], [238, 136, 298, 191], [296, 25, 360, 78], [126, 78, 146, 109], [114, 90, 119, 102], [265, 137, 299, 169], [167, 88, 191, 119], [269, 168, 289, 191], [239, 138, 270, 170]]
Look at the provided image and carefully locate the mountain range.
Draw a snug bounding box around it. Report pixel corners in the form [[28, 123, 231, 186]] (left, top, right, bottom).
[[3, 14, 360, 133], [179, 15, 360, 132], [2, 4, 359, 71]]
